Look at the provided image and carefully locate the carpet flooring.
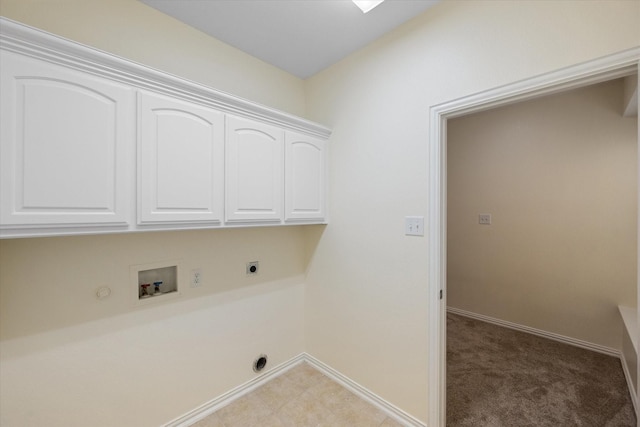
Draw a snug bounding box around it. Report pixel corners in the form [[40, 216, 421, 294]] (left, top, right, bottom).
[[446, 312, 637, 426]]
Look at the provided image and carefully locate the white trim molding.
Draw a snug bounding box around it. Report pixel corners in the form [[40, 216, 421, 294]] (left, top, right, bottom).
[[428, 47, 640, 427], [618, 305, 639, 416], [304, 354, 426, 427], [163, 353, 426, 427], [620, 351, 639, 417], [447, 306, 619, 357], [164, 354, 306, 427], [0, 17, 331, 140]]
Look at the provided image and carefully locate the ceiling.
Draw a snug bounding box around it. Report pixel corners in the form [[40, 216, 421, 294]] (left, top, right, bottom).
[[140, 0, 440, 79]]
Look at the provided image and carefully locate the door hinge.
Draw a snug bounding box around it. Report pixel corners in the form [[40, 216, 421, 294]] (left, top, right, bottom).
[[439, 289, 443, 300]]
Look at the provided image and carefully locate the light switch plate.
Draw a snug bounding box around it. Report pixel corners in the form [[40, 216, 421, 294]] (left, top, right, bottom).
[[405, 216, 424, 236], [479, 214, 492, 225]]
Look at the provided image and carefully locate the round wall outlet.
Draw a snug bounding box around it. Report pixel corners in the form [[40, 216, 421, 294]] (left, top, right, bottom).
[[246, 261, 259, 275]]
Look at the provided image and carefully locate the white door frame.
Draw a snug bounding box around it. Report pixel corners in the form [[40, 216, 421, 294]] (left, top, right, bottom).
[[427, 48, 640, 427]]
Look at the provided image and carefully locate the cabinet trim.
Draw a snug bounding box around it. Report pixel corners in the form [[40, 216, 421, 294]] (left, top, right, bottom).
[[0, 18, 331, 139]]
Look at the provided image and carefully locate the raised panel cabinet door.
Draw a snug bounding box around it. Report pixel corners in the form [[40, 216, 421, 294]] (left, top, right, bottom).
[[138, 91, 224, 224], [0, 51, 134, 230], [225, 115, 284, 223], [284, 132, 326, 222]]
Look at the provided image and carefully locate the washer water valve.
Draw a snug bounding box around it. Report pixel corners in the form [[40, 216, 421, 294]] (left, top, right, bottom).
[[153, 281, 163, 294], [140, 283, 151, 298]]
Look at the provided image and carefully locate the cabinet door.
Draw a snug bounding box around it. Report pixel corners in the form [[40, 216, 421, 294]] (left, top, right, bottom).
[[0, 51, 133, 230], [285, 132, 326, 222], [138, 91, 224, 224], [225, 116, 284, 223]]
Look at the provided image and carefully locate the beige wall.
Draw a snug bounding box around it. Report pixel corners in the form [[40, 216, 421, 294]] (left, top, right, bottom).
[[0, 1, 312, 426], [0, 228, 311, 427], [447, 79, 637, 350], [304, 0, 639, 422]]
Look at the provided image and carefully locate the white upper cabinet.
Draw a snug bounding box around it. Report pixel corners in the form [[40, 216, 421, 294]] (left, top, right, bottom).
[[0, 50, 134, 231], [0, 18, 330, 238], [138, 91, 224, 225], [225, 115, 284, 223], [285, 132, 326, 222]]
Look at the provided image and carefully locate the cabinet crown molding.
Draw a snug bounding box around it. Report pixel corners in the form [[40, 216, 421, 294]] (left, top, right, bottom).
[[0, 17, 331, 139]]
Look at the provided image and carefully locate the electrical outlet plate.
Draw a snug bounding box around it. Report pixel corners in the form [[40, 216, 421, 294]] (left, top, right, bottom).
[[479, 214, 492, 225], [246, 261, 259, 276], [191, 268, 202, 287]]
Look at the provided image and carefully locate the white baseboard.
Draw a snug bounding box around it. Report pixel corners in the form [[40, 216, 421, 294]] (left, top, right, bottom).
[[163, 352, 425, 427], [163, 354, 307, 427], [446, 306, 619, 357], [447, 306, 639, 419], [619, 350, 639, 417], [303, 354, 426, 427]]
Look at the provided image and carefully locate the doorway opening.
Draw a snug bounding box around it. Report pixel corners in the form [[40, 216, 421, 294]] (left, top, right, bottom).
[[427, 48, 640, 427]]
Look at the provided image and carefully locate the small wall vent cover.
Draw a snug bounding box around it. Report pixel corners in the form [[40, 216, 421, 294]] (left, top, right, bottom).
[[253, 354, 268, 372]]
